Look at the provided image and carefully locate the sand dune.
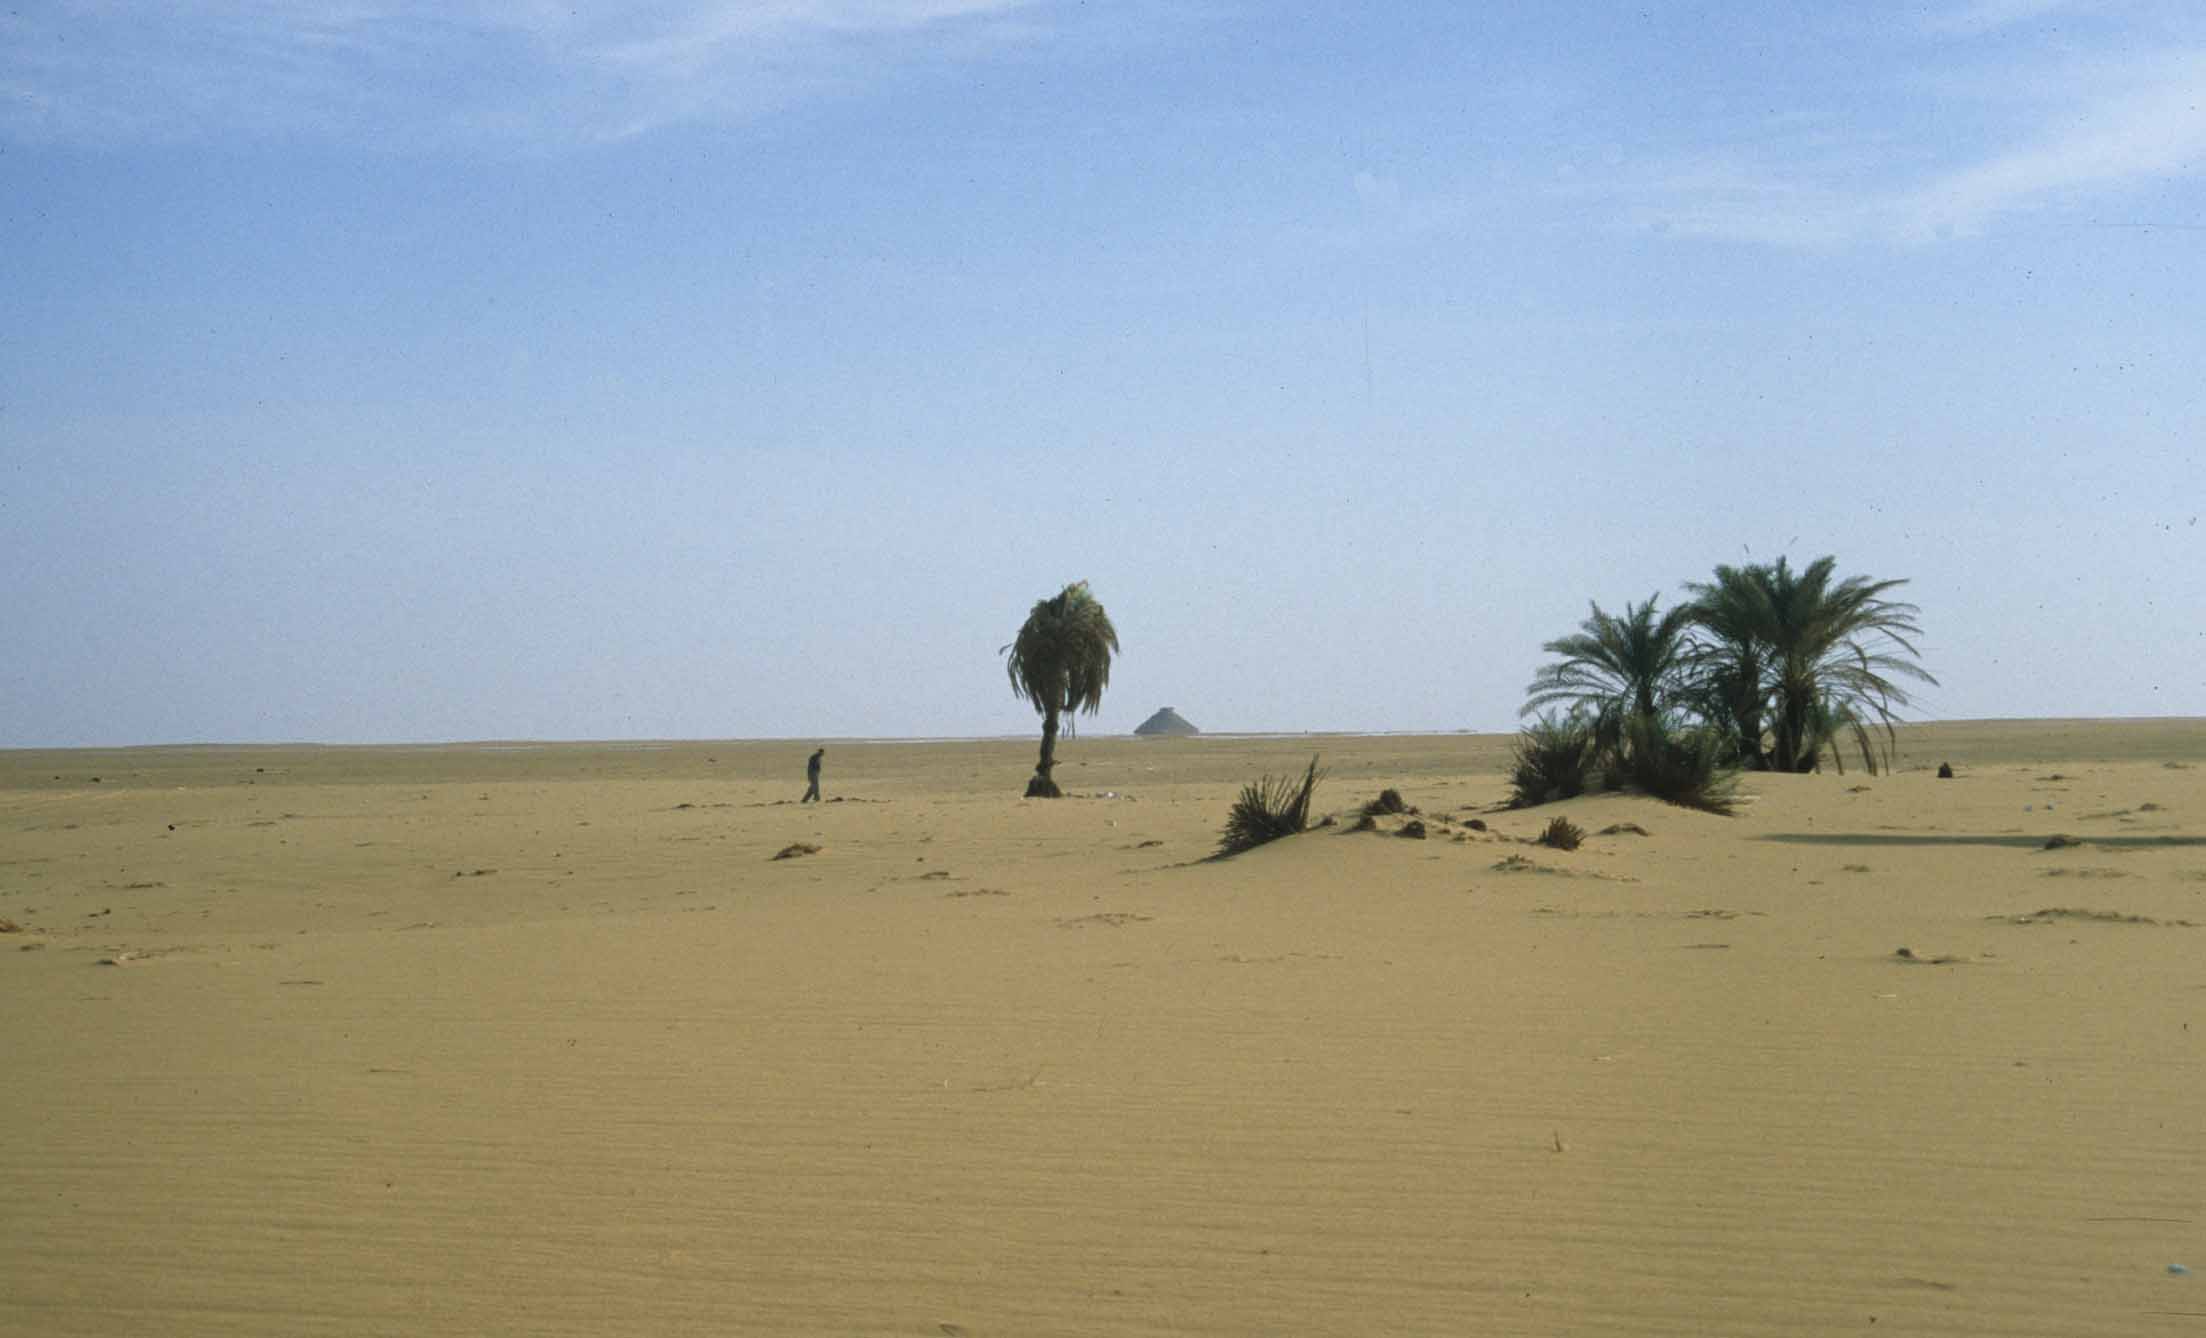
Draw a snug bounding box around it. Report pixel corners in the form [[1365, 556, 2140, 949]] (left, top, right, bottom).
[[4, 721, 2203, 1335]]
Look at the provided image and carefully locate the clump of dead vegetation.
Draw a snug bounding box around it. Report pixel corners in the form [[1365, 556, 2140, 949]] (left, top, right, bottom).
[[1363, 788, 1412, 817], [1536, 816, 1585, 851], [1216, 756, 1325, 858]]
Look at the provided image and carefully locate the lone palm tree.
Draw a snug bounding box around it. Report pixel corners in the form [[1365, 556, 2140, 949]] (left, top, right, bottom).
[[1004, 581, 1119, 798], [1741, 556, 1935, 774], [1521, 596, 1695, 751]]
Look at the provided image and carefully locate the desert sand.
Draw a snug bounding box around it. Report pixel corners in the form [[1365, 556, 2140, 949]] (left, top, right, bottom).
[[3, 720, 2203, 1336]]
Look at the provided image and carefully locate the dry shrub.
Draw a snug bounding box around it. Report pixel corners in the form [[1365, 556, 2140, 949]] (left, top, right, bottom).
[[1536, 816, 1585, 851], [1364, 789, 1410, 816], [772, 842, 822, 860], [1217, 756, 1326, 857]]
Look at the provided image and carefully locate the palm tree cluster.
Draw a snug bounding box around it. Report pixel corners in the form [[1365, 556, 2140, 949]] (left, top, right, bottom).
[[1518, 556, 1935, 801]]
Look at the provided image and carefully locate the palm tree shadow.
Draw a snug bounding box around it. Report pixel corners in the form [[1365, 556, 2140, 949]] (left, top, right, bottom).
[[1755, 832, 2206, 849]]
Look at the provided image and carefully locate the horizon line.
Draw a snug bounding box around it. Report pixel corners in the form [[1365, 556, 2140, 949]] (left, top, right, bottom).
[[6, 715, 2202, 754]]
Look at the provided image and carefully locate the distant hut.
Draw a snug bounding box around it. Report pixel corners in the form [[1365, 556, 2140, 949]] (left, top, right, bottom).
[[1133, 707, 1199, 737]]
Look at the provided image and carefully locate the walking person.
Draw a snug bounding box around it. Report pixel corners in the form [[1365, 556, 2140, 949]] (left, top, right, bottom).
[[801, 746, 824, 803]]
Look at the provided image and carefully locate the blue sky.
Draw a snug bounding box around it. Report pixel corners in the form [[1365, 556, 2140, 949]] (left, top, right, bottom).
[[4, 1, 2203, 746]]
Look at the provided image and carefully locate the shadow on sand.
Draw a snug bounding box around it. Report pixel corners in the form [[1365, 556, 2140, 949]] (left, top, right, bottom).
[[1754, 832, 2206, 850]]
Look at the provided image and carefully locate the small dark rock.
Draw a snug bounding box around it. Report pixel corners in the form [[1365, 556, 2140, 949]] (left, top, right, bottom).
[[1937, 762, 1955, 779]]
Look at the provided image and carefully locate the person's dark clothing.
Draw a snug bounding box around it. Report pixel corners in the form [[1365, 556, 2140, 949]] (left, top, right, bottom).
[[802, 749, 824, 802]]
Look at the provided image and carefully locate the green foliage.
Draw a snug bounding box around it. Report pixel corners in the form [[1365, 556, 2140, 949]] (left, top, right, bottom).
[[1678, 563, 1774, 769], [1748, 556, 1933, 773], [1004, 581, 1119, 797], [1682, 556, 1936, 775], [1217, 756, 1325, 857], [1005, 580, 1119, 720], [1519, 556, 1936, 797], [1521, 596, 1696, 746], [1509, 712, 1598, 808], [1616, 713, 1741, 814]]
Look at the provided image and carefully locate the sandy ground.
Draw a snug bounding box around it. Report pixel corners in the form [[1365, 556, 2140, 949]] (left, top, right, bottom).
[[3, 720, 2203, 1336]]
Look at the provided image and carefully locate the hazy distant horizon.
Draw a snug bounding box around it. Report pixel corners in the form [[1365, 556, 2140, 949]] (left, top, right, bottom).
[[13, 713, 2206, 755]]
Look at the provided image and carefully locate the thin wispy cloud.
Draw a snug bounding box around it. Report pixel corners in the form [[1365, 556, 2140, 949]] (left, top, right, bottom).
[[0, 0, 1045, 146], [1602, 22, 2206, 247], [1899, 51, 2206, 236]]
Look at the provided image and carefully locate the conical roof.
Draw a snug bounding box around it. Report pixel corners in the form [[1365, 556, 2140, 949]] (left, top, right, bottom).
[[1133, 706, 1199, 736]]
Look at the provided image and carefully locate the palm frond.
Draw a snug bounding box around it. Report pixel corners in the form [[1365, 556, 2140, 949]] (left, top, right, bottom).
[[1006, 581, 1120, 718]]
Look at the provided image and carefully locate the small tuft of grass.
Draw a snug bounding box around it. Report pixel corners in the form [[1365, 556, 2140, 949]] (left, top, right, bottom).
[[1217, 756, 1326, 858], [1397, 820, 1427, 840], [1536, 816, 1585, 851]]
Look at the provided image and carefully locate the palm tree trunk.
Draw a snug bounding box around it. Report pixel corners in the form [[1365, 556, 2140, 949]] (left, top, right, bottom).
[[1732, 696, 1767, 769], [1027, 704, 1063, 797], [1730, 650, 1767, 770], [1774, 691, 1812, 773]]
